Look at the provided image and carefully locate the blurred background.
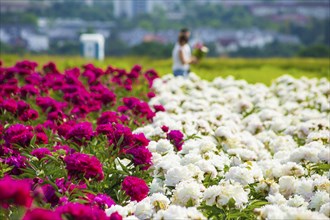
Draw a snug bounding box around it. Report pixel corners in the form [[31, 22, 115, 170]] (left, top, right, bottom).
[[0, 0, 329, 58]]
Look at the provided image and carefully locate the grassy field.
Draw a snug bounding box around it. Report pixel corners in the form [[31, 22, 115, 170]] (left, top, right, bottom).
[[1, 54, 329, 85]]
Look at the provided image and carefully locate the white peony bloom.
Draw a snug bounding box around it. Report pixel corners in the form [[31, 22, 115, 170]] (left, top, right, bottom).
[[155, 139, 173, 154], [227, 148, 257, 161], [186, 207, 207, 220], [287, 195, 308, 208], [320, 202, 330, 217], [266, 193, 287, 205], [164, 166, 193, 186], [153, 205, 188, 220], [105, 205, 129, 217], [279, 176, 296, 198], [196, 160, 218, 179], [309, 191, 330, 211], [295, 178, 314, 200], [318, 148, 330, 163], [203, 185, 221, 206], [134, 197, 153, 220], [150, 193, 170, 211], [225, 166, 255, 186], [154, 153, 181, 172], [150, 178, 165, 194], [172, 180, 203, 206]]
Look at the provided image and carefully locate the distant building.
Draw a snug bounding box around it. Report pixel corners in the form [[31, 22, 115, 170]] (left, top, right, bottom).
[[80, 34, 105, 60], [114, 0, 148, 18], [113, 0, 182, 19], [0, 0, 51, 13], [21, 30, 49, 51]]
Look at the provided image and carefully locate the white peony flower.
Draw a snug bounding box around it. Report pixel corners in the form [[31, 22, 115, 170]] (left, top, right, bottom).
[[150, 193, 170, 211], [134, 197, 153, 220], [155, 139, 173, 154], [279, 176, 296, 198], [172, 180, 203, 206], [309, 191, 330, 211], [320, 202, 330, 217], [164, 166, 193, 186]]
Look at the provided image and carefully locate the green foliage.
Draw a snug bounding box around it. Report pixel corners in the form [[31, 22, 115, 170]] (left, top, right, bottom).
[[131, 42, 173, 58], [1, 55, 329, 85], [199, 200, 269, 220], [298, 44, 330, 58]]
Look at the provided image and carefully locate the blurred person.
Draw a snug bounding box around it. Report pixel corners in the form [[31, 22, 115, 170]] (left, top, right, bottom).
[[179, 28, 191, 40], [172, 34, 197, 77]]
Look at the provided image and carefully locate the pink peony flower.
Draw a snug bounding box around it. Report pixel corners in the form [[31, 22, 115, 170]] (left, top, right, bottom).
[[66, 122, 94, 144], [19, 109, 39, 122], [4, 154, 27, 175], [109, 212, 122, 220], [154, 104, 165, 112], [122, 176, 148, 202], [23, 208, 61, 220], [161, 125, 169, 133], [31, 148, 52, 160], [167, 130, 184, 151], [127, 146, 152, 170], [56, 202, 109, 220], [4, 124, 33, 147], [87, 193, 116, 209], [64, 153, 104, 181], [0, 176, 33, 208], [1, 99, 17, 114], [147, 92, 156, 99]]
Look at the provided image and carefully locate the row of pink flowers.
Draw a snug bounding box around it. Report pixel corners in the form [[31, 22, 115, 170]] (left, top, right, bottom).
[[0, 60, 168, 219]]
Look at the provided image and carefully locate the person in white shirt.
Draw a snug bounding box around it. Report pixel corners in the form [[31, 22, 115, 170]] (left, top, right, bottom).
[[172, 34, 197, 77]]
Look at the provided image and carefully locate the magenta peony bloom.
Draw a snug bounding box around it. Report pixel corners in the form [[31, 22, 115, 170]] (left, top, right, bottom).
[[133, 133, 149, 147], [4, 154, 27, 175], [43, 62, 60, 74], [41, 184, 59, 207], [117, 106, 129, 113], [19, 109, 39, 122], [4, 124, 33, 147], [1, 99, 17, 114], [167, 130, 184, 151], [20, 85, 39, 98], [97, 111, 120, 125], [31, 148, 52, 160], [15, 60, 38, 72], [122, 176, 149, 202], [17, 100, 30, 115], [53, 145, 75, 155], [127, 146, 152, 170], [66, 122, 94, 143], [87, 193, 116, 209], [25, 73, 42, 85], [56, 202, 109, 220], [106, 123, 134, 150], [154, 104, 165, 112], [147, 92, 156, 99], [57, 121, 76, 138], [161, 125, 169, 133], [0, 176, 33, 208], [23, 208, 62, 220], [144, 69, 159, 87], [36, 96, 67, 113], [64, 153, 104, 181], [55, 178, 86, 194], [109, 212, 122, 220]]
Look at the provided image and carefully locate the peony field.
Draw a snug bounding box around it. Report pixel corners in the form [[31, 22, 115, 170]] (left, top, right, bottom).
[[0, 60, 329, 220]]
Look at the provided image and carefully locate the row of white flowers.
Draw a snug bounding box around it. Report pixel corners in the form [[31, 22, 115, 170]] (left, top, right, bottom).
[[106, 73, 330, 219]]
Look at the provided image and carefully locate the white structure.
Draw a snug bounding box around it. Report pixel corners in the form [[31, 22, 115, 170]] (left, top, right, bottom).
[[80, 33, 105, 60], [113, 0, 180, 18]]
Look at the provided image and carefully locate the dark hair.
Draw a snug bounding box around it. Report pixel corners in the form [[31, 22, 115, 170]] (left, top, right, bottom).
[[178, 35, 188, 44], [180, 28, 189, 33]]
